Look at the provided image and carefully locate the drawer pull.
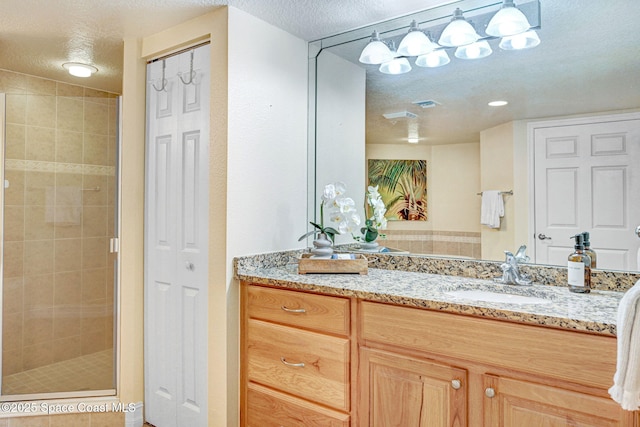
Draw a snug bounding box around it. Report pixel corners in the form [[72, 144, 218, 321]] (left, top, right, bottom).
[[280, 357, 305, 368], [451, 379, 461, 390], [485, 387, 496, 398], [281, 306, 306, 314]]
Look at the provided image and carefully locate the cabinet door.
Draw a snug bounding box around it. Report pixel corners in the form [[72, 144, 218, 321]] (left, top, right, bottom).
[[483, 375, 634, 427], [360, 348, 467, 427]]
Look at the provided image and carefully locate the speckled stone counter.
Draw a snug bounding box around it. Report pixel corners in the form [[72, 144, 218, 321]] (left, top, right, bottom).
[[234, 249, 635, 337]]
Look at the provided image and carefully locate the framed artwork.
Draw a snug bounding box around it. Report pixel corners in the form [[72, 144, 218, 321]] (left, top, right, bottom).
[[367, 159, 427, 221]]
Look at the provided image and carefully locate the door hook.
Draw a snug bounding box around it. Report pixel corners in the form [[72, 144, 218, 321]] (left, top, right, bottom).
[[152, 59, 168, 92], [179, 50, 196, 85]]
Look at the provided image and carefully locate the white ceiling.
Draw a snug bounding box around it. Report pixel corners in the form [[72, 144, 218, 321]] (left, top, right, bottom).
[[323, 0, 640, 145], [0, 0, 450, 93], [2, 0, 638, 146]]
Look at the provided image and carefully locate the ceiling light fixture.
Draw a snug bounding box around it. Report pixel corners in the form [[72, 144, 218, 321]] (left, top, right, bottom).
[[488, 100, 509, 106], [359, 1, 540, 75], [408, 137, 420, 144], [379, 57, 412, 75], [455, 40, 493, 59], [438, 8, 480, 47], [359, 31, 394, 65], [485, 0, 531, 37], [62, 62, 98, 78], [499, 29, 540, 50], [397, 20, 437, 57], [415, 50, 451, 68]]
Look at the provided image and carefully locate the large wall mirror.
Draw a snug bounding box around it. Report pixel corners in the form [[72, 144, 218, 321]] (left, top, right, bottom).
[[309, 0, 640, 272]]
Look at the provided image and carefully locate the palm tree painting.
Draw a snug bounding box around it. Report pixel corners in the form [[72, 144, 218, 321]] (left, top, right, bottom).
[[368, 159, 427, 221]]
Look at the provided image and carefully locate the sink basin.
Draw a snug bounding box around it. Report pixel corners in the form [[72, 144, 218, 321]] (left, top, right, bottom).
[[445, 289, 552, 305]]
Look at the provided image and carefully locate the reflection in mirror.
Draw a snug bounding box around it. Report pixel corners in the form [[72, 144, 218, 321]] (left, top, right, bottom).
[[310, 0, 640, 272]]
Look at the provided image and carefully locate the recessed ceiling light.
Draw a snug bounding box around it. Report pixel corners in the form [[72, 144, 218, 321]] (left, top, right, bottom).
[[488, 100, 508, 107], [62, 62, 98, 78], [408, 138, 419, 144]]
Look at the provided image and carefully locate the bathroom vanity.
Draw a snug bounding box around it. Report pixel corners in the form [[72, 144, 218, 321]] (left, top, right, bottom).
[[237, 252, 640, 426]]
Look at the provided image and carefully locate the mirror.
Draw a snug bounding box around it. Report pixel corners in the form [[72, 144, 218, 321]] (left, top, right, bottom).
[[309, 0, 640, 271]]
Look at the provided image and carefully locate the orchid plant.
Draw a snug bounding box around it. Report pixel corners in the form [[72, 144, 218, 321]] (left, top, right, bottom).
[[360, 185, 388, 242], [298, 182, 361, 243]]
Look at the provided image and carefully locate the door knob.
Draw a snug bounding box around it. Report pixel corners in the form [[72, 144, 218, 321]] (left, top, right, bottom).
[[538, 233, 552, 240]]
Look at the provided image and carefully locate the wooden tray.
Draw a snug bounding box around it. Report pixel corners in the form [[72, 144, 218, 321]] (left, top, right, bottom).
[[298, 253, 368, 275]]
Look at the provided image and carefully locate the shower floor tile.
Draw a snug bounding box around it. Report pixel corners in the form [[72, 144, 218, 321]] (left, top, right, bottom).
[[2, 349, 114, 395]]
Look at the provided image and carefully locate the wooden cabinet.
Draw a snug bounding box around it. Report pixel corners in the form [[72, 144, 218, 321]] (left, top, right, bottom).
[[360, 301, 635, 427], [241, 284, 351, 426], [359, 347, 467, 426], [241, 284, 637, 426], [482, 375, 633, 427]]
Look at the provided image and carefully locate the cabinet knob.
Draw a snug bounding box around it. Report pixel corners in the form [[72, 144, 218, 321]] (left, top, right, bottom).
[[185, 261, 195, 271], [485, 387, 496, 398], [451, 379, 461, 390]]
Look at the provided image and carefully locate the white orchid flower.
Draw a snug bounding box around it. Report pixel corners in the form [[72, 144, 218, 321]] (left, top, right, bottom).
[[334, 181, 347, 196], [322, 184, 336, 204]]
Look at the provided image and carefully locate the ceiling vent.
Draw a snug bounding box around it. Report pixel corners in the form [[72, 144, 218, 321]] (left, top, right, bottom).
[[383, 111, 418, 120], [413, 99, 440, 108]]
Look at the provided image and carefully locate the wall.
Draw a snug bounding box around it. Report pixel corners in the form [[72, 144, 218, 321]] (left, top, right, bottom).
[[480, 121, 515, 261], [315, 50, 366, 245], [1, 70, 116, 391], [366, 142, 481, 257], [139, 6, 308, 426]]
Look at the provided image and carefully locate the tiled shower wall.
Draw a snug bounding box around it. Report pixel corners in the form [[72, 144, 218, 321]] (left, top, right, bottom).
[[1, 69, 117, 378], [382, 229, 482, 258]]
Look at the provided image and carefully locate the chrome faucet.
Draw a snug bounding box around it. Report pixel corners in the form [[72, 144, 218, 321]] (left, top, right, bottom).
[[495, 245, 532, 285]]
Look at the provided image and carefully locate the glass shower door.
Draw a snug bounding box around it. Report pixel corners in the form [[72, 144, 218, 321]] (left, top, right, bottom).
[[0, 76, 119, 398]]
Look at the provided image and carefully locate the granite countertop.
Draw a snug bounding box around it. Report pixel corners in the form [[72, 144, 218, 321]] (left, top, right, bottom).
[[236, 262, 623, 337]]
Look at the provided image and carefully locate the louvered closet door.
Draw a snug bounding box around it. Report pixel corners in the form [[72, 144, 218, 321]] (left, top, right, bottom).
[[144, 44, 210, 427]]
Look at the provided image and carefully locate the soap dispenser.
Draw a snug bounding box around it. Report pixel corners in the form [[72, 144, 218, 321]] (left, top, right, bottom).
[[568, 234, 592, 293], [582, 231, 597, 269]]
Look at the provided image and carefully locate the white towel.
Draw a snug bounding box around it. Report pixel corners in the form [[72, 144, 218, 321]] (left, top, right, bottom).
[[609, 279, 640, 410], [480, 190, 504, 229], [45, 186, 82, 226]]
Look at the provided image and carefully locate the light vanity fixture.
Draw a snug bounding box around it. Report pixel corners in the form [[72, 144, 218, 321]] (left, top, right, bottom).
[[62, 62, 98, 78], [359, 0, 541, 74]]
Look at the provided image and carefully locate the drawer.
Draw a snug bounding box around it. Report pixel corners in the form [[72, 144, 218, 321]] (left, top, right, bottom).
[[247, 285, 349, 336], [247, 319, 350, 411], [361, 301, 617, 390], [246, 383, 350, 427]]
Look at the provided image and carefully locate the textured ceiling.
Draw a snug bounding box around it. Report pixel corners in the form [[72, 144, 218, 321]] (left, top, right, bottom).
[[323, 0, 640, 145], [0, 0, 448, 93]]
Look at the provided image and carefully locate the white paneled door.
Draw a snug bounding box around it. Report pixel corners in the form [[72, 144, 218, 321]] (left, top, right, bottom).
[[533, 115, 640, 271], [144, 44, 210, 427]]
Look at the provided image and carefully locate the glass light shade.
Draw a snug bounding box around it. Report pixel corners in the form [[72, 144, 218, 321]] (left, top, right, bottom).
[[486, 0, 531, 37], [438, 8, 480, 47], [359, 31, 394, 64], [62, 62, 98, 77], [499, 30, 540, 50], [415, 50, 450, 68], [397, 20, 437, 57], [455, 40, 493, 59], [379, 58, 412, 75]]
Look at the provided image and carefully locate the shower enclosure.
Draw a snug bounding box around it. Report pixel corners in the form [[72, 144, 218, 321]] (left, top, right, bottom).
[[0, 71, 119, 398]]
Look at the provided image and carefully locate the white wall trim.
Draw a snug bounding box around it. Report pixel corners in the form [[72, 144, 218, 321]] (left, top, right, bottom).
[[124, 401, 144, 427]]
